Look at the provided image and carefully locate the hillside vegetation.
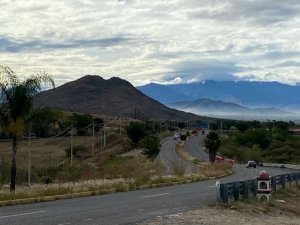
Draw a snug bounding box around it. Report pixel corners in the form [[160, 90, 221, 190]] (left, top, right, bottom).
[[215, 120, 300, 164]]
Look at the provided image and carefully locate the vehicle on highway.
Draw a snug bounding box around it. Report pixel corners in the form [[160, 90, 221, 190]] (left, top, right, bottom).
[[246, 160, 257, 168], [173, 133, 180, 140]]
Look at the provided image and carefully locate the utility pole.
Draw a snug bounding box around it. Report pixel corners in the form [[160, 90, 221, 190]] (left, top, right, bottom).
[[1, 155, 4, 185], [220, 121, 223, 136], [49, 151, 52, 167], [70, 126, 73, 167], [28, 130, 31, 186], [103, 127, 106, 147], [92, 121, 95, 156]]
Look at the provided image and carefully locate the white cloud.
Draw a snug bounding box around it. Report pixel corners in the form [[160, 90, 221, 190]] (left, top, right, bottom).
[[0, 0, 300, 86]]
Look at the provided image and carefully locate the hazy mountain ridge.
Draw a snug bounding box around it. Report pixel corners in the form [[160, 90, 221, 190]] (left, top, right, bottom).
[[33, 75, 210, 121], [167, 98, 296, 121], [137, 80, 300, 109]]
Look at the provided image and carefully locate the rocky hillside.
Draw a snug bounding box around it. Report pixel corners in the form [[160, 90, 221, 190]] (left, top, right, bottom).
[[34, 75, 208, 121]]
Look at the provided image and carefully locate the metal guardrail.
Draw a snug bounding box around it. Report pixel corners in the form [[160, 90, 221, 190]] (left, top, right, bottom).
[[262, 163, 300, 170], [219, 172, 300, 203]]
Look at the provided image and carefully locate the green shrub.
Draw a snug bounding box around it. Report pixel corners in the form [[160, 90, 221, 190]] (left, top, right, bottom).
[[39, 176, 53, 184], [65, 145, 85, 157], [140, 135, 161, 158]]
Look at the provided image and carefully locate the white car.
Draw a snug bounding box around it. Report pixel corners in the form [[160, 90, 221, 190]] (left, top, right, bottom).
[[246, 161, 257, 168], [173, 133, 180, 140]]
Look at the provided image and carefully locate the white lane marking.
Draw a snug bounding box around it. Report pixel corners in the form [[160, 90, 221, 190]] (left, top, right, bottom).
[[85, 218, 92, 221], [139, 193, 170, 198], [0, 210, 46, 219]]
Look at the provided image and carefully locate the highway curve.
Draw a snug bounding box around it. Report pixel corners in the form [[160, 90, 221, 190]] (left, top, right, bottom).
[[0, 136, 297, 225]]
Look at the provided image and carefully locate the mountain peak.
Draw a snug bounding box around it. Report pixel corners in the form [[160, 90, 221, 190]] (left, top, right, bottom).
[[34, 75, 205, 121]]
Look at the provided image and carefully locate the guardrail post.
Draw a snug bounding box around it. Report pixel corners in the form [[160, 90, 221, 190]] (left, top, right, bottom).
[[216, 181, 221, 202], [288, 174, 293, 185], [243, 180, 249, 199], [281, 175, 286, 189], [233, 181, 240, 201], [271, 176, 277, 191], [251, 180, 257, 197], [220, 183, 228, 203]]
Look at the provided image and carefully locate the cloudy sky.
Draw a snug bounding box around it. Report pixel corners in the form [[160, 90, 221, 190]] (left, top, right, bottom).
[[1, 0, 300, 86]]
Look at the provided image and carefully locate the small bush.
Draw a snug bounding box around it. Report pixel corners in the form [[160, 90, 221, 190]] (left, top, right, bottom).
[[39, 176, 53, 184], [180, 135, 187, 141], [65, 145, 85, 157]]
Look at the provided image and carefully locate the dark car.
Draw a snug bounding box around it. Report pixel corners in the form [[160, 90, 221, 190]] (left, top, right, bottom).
[[246, 161, 257, 168]]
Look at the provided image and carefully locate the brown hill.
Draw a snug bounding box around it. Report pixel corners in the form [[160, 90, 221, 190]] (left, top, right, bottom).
[[34, 75, 208, 121]]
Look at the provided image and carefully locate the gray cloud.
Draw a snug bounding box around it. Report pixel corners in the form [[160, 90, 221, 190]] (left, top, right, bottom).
[[263, 51, 300, 60], [0, 36, 129, 53], [188, 0, 300, 26], [1, 0, 300, 86], [277, 61, 300, 67], [161, 60, 243, 84]]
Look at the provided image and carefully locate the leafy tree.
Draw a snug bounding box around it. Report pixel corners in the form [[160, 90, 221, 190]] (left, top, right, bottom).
[[125, 121, 147, 146], [235, 121, 250, 132], [178, 122, 185, 130], [140, 135, 161, 158], [64, 113, 94, 135], [180, 134, 187, 141], [249, 120, 262, 129], [209, 122, 219, 131], [248, 129, 271, 149], [204, 131, 221, 163], [273, 121, 289, 131], [0, 65, 54, 192], [93, 117, 104, 132], [30, 107, 61, 137]]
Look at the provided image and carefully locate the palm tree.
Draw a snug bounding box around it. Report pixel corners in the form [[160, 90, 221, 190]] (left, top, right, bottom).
[[0, 65, 55, 192], [204, 131, 221, 164]]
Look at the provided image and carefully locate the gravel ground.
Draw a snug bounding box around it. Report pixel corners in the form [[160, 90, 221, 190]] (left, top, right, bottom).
[[140, 207, 300, 225]]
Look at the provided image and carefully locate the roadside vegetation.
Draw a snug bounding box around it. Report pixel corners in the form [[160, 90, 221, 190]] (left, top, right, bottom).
[[210, 119, 300, 164]]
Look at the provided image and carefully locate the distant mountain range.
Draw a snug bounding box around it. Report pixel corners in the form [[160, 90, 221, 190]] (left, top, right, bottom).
[[137, 80, 300, 121], [137, 80, 300, 110], [34, 75, 210, 121], [167, 98, 296, 121]]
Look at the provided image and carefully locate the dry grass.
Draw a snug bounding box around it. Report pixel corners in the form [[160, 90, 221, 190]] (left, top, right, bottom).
[[0, 178, 128, 201], [0, 136, 96, 168], [175, 139, 232, 178]]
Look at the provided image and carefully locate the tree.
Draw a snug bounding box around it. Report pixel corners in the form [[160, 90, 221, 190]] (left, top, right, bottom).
[[204, 131, 221, 163], [178, 122, 185, 130], [0, 65, 54, 192], [140, 135, 161, 158], [93, 117, 104, 132], [125, 121, 147, 146], [235, 121, 250, 132], [30, 107, 61, 137], [62, 113, 94, 135]]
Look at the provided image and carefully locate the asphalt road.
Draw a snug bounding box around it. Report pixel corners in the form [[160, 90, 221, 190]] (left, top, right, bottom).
[[0, 136, 296, 225], [184, 134, 209, 161], [183, 134, 289, 182]]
